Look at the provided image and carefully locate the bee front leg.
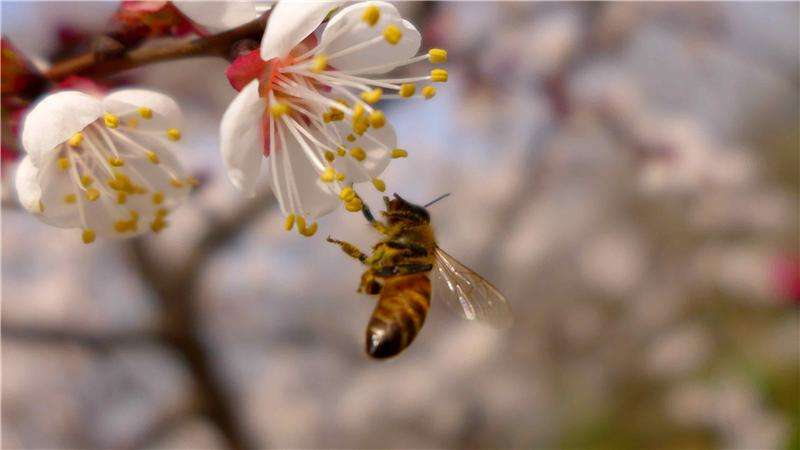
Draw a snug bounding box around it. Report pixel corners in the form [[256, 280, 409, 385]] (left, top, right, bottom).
[[326, 237, 368, 264], [361, 201, 390, 235]]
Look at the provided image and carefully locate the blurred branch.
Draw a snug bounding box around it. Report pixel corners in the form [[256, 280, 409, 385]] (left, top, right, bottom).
[[44, 15, 268, 82], [124, 190, 275, 450], [1, 321, 161, 350]]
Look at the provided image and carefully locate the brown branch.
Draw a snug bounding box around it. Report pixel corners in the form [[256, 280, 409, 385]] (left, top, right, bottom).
[[124, 191, 275, 450], [1, 321, 161, 350], [44, 15, 268, 82]]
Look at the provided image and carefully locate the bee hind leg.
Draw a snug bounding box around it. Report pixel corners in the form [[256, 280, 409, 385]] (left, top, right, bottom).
[[326, 237, 368, 264], [359, 269, 383, 295]]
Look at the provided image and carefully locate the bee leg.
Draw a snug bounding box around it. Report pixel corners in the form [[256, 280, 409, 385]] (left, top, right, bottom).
[[359, 269, 383, 295], [326, 237, 368, 264], [361, 201, 390, 235]]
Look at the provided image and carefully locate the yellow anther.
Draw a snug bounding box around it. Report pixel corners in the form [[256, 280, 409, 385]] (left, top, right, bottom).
[[187, 176, 200, 186], [372, 178, 386, 192], [152, 192, 164, 204], [85, 188, 100, 202], [320, 167, 336, 182], [368, 110, 386, 128], [352, 103, 365, 121], [323, 111, 333, 123], [430, 68, 448, 82], [166, 128, 181, 141], [117, 192, 127, 204], [150, 215, 167, 233], [138, 106, 153, 119], [37, 200, 44, 213], [156, 208, 169, 217], [82, 229, 96, 244], [114, 220, 129, 233], [362, 5, 380, 26], [64, 194, 77, 204], [335, 172, 346, 181], [337, 147, 347, 157], [80, 175, 93, 187], [336, 98, 350, 107], [400, 83, 416, 98], [352, 117, 369, 135], [270, 102, 290, 117], [284, 214, 296, 231], [104, 113, 119, 128], [324, 150, 336, 162], [422, 86, 436, 99], [312, 54, 328, 73], [145, 150, 160, 164], [57, 157, 70, 171], [346, 134, 356, 143], [360, 88, 382, 104], [349, 147, 366, 161], [133, 185, 148, 195], [328, 108, 344, 121], [295, 216, 307, 233], [127, 117, 139, 128], [345, 197, 363, 212], [129, 210, 139, 221], [68, 132, 83, 148], [109, 156, 124, 167], [170, 177, 185, 188], [383, 24, 402, 44], [299, 221, 318, 237], [339, 186, 355, 202], [428, 48, 448, 63], [391, 148, 408, 158]]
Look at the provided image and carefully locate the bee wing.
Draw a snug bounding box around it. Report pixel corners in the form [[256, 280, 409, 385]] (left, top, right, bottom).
[[432, 247, 514, 329]]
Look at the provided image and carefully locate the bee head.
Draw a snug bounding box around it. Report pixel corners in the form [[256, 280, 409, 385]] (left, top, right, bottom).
[[383, 194, 430, 225]]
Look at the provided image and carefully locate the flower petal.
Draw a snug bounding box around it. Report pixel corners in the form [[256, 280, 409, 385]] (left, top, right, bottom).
[[220, 80, 265, 197], [22, 91, 103, 168], [15, 156, 43, 214], [103, 89, 183, 130], [274, 120, 338, 219], [330, 120, 394, 182], [260, 0, 342, 60], [320, 2, 420, 74], [173, 0, 262, 31], [16, 154, 82, 228]]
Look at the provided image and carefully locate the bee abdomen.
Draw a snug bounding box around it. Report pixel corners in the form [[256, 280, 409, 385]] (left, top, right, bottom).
[[366, 274, 431, 359]]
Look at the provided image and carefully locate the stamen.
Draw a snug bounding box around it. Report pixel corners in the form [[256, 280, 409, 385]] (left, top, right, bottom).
[[391, 148, 408, 158], [166, 128, 181, 141], [117, 192, 127, 204], [320, 167, 336, 182], [349, 147, 366, 161], [400, 83, 416, 98], [80, 175, 93, 187], [170, 177, 185, 188], [339, 187, 355, 202], [284, 214, 296, 231], [372, 178, 386, 192], [270, 102, 291, 117], [103, 113, 119, 128], [68, 132, 84, 148], [360, 88, 382, 104], [138, 107, 153, 119], [109, 156, 124, 167], [57, 157, 70, 171], [422, 86, 436, 99], [324, 150, 336, 162], [81, 229, 96, 244], [362, 5, 380, 26], [383, 24, 402, 45], [428, 48, 448, 63], [151, 216, 168, 233], [337, 147, 347, 157], [64, 194, 77, 204], [85, 188, 100, 202], [368, 110, 385, 128], [145, 150, 160, 164], [152, 192, 164, 204], [345, 197, 363, 212], [430, 69, 448, 82], [299, 221, 318, 237], [312, 54, 328, 73]]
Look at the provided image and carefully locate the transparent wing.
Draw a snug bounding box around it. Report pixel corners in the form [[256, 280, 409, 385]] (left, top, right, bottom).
[[432, 247, 514, 329]]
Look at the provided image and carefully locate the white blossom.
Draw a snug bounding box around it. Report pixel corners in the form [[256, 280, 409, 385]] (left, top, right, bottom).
[[15, 90, 192, 243]]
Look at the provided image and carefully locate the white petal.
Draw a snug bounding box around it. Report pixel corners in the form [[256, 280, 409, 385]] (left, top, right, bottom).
[[274, 121, 338, 219], [260, 0, 342, 60], [15, 156, 43, 214], [103, 89, 183, 130], [220, 80, 265, 197], [173, 0, 263, 31], [330, 120, 394, 182], [321, 2, 420, 74], [16, 154, 82, 228], [22, 91, 103, 168]]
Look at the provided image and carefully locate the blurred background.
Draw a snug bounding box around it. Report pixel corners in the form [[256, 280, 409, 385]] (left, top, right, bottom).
[[2, 2, 798, 449]]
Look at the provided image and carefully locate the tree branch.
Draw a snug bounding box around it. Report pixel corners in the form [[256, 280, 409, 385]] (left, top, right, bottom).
[[44, 15, 268, 82], [1, 321, 161, 350]]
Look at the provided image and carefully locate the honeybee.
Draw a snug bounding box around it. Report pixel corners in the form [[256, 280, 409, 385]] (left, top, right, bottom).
[[327, 193, 513, 359]]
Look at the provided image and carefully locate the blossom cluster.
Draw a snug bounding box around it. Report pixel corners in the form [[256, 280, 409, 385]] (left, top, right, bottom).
[[14, 0, 446, 243]]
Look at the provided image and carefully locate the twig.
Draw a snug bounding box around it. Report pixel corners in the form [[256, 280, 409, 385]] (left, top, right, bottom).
[[44, 15, 268, 82]]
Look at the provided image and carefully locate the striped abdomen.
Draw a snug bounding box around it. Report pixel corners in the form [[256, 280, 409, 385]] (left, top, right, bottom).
[[366, 274, 431, 359]]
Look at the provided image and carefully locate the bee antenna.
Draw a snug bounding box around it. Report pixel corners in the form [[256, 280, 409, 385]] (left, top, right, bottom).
[[424, 193, 451, 208]]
